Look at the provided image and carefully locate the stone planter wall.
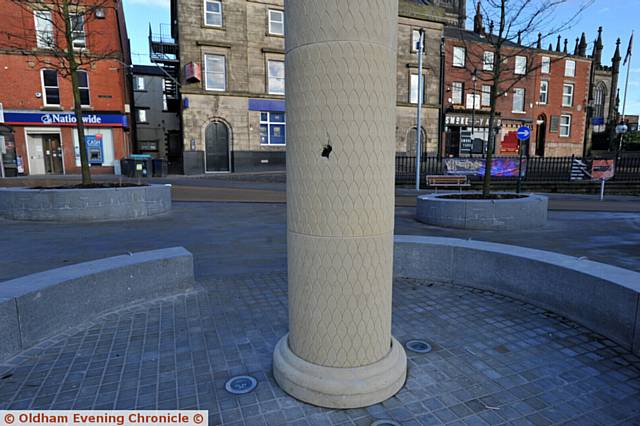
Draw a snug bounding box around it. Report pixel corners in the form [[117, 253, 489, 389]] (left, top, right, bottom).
[[416, 193, 548, 230], [394, 235, 640, 356], [0, 185, 171, 221]]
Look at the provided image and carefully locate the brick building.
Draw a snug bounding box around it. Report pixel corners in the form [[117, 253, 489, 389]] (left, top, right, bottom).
[[442, 5, 592, 158], [161, 0, 466, 173], [0, 0, 131, 176]]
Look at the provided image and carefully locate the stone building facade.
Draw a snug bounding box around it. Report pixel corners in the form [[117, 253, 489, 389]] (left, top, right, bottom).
[[171, 0, 466, 173]]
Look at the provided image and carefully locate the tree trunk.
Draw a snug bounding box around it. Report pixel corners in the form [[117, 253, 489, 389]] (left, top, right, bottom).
[[481, 0, 506, 197], [62, 0, 91, 185]]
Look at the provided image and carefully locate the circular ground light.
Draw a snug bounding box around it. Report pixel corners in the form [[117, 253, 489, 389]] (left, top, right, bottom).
[[405, 339, 432, 354], [224, 375, 257, 395], [371, 421, 401, 426]]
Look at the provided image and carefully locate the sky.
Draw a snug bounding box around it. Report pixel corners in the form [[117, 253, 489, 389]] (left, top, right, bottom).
[[122, 0, 639, 115]]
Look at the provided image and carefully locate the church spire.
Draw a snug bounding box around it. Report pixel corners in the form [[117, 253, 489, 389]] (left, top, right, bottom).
[[574, 38, 579, 55], [473, 1, 484, 35], [579, 33, 587, 57], [593, 26, 603, 66]]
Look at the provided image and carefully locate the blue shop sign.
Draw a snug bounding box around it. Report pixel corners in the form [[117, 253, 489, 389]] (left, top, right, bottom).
[[2, 111, 128, 127], [248, 98, 285, 112]]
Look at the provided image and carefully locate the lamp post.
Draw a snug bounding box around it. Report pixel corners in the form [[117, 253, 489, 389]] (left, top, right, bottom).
[[615, 121, 628, 162], [471, 68, 477, 158], [415, 29, 425, 191]]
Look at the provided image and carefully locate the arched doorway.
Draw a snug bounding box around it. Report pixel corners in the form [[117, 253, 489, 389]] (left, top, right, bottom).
[[205, 121, 230, 172], [406, 126, 427, 154], [535, 114, 547, 157]]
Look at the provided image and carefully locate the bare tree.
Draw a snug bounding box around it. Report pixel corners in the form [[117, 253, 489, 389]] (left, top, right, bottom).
[[454, 0, 593, 196], [2, 0, 124, 185]]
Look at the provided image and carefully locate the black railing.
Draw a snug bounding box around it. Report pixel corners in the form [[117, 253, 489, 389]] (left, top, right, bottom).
[[396, 155, 640, 185]]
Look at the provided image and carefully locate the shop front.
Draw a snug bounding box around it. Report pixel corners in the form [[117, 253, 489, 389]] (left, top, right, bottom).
[[1, 111, 129, 176], [444, 112, 500, 157]]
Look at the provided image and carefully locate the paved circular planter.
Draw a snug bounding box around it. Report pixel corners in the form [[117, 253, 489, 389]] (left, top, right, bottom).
[[416, 193, 548, 230], [0, 185, 171, 222]]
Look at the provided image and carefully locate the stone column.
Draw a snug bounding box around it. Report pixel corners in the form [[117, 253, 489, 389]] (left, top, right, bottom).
[[272, 0, 407, 409]]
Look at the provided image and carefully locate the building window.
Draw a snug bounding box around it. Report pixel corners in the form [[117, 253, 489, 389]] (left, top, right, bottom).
[[134, 76, 145, 91], [34, 11, 54, 48], [452, 82, 463, 104], [76, 70, 90, 106], [204, 0, 222, 27], [268, 10, 284, 35], [70, 14, 86, 49], [539, 80, 548, 104], [452, 46, 465, 67], [204, 54, 226, 91], [136, 109, 147, 123], [562, 83, 574, 107], [483, 51, 494, 71], [541, 56, 550, 74], [410, 73, 425, 104], [560, 114, 571, 137], [267, 60, 285, 95], [481, 85, 491, 106], [260, 112, 286, 145], [512, 88, 525, 113], [515, 56, 527, 75], [594, 83, 607, 118], [564, 60, 576, 77], [41, 69, 60, 106]]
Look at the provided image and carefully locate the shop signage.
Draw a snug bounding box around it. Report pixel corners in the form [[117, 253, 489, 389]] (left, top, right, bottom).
[[248, 98, 285, 112], [2, 111, 128, 127], [445, 158, 524, 177], [445, 114, 501, 127], [459, 130, 473, 153]]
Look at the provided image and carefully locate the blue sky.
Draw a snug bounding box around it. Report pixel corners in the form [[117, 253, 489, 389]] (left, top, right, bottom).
[[122, 0, 639, 115]]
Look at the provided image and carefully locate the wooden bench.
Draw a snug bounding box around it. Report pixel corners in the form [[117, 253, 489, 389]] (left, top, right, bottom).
[[426, 175, 471, 193]]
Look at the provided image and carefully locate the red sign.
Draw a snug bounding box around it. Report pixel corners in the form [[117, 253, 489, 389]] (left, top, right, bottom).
[[591, 159, 615, 180], [184, 62, 201, 82], [500, 131, 520, 154]]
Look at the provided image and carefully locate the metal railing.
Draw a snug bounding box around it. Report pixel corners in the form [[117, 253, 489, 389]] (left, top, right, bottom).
[[395, 155, 640, 185]]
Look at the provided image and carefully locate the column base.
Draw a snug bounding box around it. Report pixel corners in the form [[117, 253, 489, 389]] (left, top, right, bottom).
[[273, 334, 407, 409]]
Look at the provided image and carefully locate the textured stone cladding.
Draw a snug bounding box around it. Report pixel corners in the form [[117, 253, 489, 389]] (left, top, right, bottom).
[[286, 0, 398, 368]]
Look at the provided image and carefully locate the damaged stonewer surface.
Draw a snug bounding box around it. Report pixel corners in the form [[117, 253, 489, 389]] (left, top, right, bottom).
[[272, 0, 407, 409]]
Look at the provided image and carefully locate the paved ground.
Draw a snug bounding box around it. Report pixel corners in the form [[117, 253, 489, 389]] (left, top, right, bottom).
[[1, 177, 640, 425], [1, 273, 639, 425], [1, 202, 640, 283]]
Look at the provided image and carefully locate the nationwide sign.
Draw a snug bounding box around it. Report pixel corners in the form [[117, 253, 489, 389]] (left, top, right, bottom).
[[1, 111, 128, 127]]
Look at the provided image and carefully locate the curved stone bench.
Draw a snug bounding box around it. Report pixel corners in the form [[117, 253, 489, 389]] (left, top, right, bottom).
[[394, 235, 640, 355], [0, 247, 194, 362], [416, 193, 548, 230], [0, 185, 172, 222]]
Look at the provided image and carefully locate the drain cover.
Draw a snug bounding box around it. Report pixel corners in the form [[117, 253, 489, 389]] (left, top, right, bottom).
[[225, 375, 257, 395], [405, 339, 432, 354], [371, 421, 401, 426]]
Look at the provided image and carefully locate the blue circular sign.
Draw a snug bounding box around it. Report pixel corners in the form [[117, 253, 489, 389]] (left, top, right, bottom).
[[516, 126, 531, 141]]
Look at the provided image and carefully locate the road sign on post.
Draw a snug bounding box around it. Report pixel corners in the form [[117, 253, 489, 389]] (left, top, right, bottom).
[[516, 126, 531, 141]]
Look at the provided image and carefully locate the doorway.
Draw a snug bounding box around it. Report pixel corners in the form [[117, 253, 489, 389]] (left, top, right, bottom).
[[205, 121, 230, 172], [535, 115, 547, 157], [27, 133, 63, 175]]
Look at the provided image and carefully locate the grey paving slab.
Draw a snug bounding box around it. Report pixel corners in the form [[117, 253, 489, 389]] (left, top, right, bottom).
[[0, 273, 639, 426], [1, 202, 640, 286]]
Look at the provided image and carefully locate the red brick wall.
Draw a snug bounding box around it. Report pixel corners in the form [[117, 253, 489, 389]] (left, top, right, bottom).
[[0, 0, 130, 175], [443, 35, 592, 157]]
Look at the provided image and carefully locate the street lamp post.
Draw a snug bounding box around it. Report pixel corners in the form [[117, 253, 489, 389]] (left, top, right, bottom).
[[615, 121, 628, 162], [415, 29, 425, 191], [471, 68, 477, 158]]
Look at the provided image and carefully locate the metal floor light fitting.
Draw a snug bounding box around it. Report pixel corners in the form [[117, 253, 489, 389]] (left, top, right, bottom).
[[405, 339, 432, 354], [224, 375, 257, 395]]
